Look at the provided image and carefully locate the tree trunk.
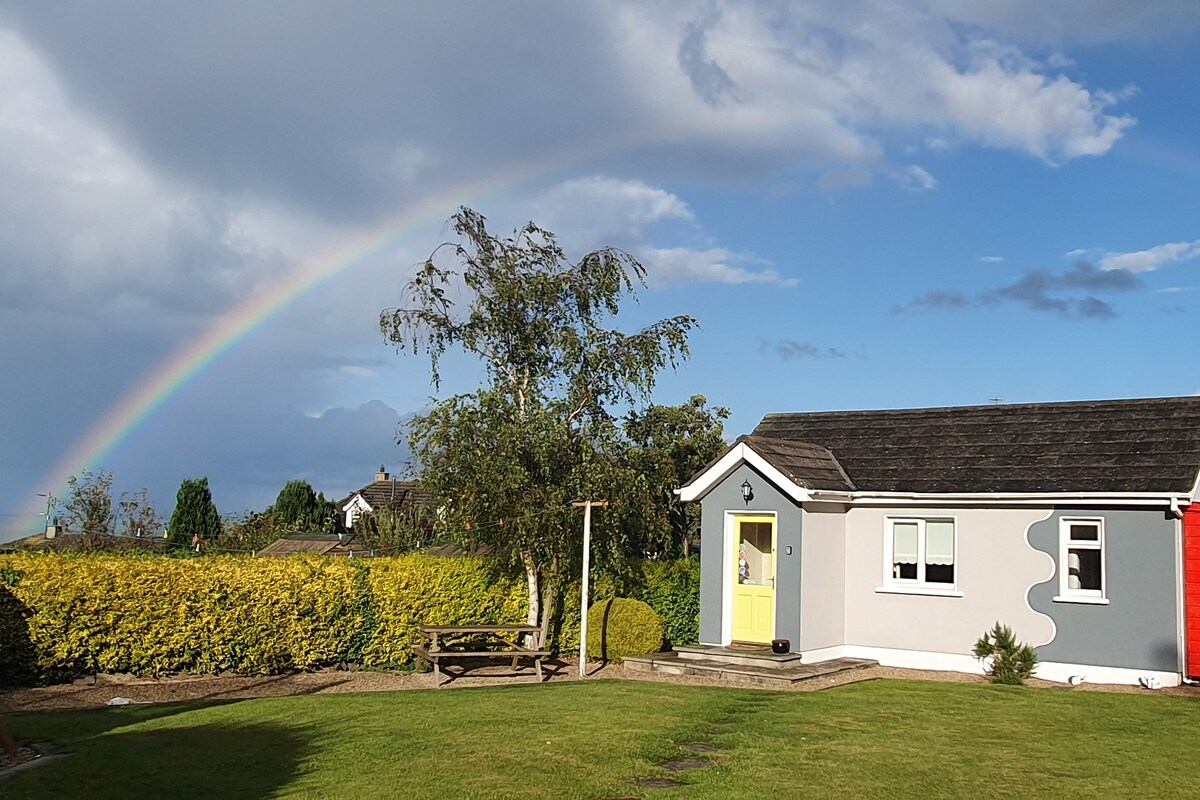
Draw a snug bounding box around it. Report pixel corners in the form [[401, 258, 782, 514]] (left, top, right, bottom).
[[0, 717, 17, 758], [520, 549, 540, 645], [539, 573, 557, 654]]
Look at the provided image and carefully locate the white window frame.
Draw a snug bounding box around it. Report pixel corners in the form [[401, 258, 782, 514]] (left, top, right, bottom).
[[1054, 516, 1109, 605], [877, 516, 962, 597]]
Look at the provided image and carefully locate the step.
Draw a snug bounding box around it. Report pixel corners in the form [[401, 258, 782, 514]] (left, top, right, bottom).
[[672, 645, 805, 668], [623, 651, 877, 688]]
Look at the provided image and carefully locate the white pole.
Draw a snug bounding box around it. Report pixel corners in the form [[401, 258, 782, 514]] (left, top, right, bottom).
[[575, 499, 607, 678], [579, 501, 592, 678]]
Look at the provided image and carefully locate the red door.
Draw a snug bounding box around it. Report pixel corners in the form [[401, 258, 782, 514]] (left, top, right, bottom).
[[1185, 507, 1200, 679]]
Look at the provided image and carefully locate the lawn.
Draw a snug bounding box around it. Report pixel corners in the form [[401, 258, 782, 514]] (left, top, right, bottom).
[[4, 679, 1199, 799]]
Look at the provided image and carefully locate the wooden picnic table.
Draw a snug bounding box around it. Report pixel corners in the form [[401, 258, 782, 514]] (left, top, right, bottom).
[[413, 624, 550, 688]]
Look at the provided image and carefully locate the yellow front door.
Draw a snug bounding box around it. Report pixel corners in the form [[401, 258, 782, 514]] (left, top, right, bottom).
[[732, 515, 775, 644]]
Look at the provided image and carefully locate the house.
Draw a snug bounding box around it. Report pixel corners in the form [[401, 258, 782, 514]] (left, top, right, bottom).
[[256, 533, 371, 558], [338, 467, 433, 530], [677, 396, 1200, 687]]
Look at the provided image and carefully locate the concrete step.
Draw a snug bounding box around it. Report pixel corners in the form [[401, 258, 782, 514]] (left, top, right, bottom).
[[672, 645, 805, 669], [623, 650, 877, 689]]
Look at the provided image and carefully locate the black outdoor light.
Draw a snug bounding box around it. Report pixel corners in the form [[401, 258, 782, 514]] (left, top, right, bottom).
[[741, 480, 753, 505]]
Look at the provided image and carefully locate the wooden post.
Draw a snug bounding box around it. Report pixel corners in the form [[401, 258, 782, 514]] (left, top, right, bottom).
[[574, 500, 608, 678]]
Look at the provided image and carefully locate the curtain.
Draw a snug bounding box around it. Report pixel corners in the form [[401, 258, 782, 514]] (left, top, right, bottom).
[[892, 522, 919, 565], [925, 520, 955, 566]]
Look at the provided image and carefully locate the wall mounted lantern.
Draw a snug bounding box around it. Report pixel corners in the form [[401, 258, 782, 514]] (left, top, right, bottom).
[[741, 480, 753, 505]]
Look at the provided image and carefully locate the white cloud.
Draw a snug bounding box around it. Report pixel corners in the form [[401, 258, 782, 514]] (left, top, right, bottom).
[[641, 247, 799, 287], [978, 255, 1005, 264], [1099, 241, 1200, 273], [606, 2, 1137, 172], [529, 176, 795, 287], [530, 176, 695, 243], [891, 165, 939, 192]]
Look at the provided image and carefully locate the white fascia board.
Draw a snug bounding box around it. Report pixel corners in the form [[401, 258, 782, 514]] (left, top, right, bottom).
[[810, 491, 1187, 508], [676, 442, 811, 504]]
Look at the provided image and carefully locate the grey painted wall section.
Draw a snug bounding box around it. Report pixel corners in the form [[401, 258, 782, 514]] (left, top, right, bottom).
[[1028, 509, 1179, 672], [697, 462, 802, 646], [843, 507, 1055, 655], [799, 506, 846, 651]]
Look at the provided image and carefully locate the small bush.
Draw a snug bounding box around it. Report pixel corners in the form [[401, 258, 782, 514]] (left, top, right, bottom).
[[973, 621, 1038, 685], [586, 598, 663, 663]]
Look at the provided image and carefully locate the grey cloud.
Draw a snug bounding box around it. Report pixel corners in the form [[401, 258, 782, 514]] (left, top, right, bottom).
[[902, 290, 973, 311], [679, 15, 739, 107], [897, 262, 1140, 318], [768, 340, 847, 360], [2, 3, 627, 219]]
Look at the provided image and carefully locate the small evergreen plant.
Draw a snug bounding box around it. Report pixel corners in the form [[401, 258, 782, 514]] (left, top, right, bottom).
[[973, 621, 1038, 685]]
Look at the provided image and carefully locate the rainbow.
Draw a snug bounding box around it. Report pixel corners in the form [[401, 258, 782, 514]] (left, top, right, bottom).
[[5, 168, 550, 539]]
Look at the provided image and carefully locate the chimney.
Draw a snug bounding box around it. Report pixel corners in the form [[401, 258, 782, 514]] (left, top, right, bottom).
[[376, 464, 389, 482]]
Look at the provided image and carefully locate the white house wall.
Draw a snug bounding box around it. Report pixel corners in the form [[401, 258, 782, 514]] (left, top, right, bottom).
[[799, 506, 847, 651], [842, 506, 1056, 657]]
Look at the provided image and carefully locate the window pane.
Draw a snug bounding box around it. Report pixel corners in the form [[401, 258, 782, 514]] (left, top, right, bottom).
[[1069, 523, 1099, 542], [1068, 547, 1102, 591], [893, 522, 918, 565], [925, 562, 954, 584], [738, 521, 772, 586], [925, 521, 955, 566]]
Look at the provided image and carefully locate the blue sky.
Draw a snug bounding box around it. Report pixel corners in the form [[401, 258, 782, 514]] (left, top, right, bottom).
[[3, 2, 1200, 539]]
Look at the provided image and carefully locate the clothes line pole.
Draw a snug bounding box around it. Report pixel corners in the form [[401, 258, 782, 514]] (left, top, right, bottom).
[[573, 499, 608, 678]]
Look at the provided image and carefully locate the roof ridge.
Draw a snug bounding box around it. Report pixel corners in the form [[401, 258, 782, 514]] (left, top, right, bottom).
[[758, 395, 1200, 419]]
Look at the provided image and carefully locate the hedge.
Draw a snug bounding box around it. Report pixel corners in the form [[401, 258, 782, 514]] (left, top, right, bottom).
[[0, 553, 699, 684], [0, 553, 525, 681]]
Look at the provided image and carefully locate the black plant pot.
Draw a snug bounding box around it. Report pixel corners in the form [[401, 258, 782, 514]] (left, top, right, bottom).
[[771, 639, 790, 655]]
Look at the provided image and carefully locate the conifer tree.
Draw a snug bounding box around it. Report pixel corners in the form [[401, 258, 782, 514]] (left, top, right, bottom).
[[167, 477, 221, 547], [271, 480, 320, 529]]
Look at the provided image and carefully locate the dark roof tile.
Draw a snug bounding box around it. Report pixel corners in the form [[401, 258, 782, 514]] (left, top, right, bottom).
[[751, 396, 1200, 494]]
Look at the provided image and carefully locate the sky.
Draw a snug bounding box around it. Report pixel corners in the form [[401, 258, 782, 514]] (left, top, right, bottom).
[[3, 1, 1200, 540]]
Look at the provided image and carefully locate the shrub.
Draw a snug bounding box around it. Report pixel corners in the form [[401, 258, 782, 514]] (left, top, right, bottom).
[[973, 621, 1038, 685], [586, 598, 663, 663]]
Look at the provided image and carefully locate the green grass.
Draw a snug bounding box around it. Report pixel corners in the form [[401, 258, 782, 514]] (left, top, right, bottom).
[[5, 679, 1199, 799]]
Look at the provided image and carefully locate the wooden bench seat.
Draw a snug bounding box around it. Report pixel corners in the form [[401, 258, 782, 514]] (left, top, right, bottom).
[[412, 641, 551, 688]]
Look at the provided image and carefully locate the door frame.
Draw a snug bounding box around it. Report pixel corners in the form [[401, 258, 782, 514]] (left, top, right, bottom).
[[722, 510, 778, 646]]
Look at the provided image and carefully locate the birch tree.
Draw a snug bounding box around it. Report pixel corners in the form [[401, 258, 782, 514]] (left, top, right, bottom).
[[381, 207, 695, 640]]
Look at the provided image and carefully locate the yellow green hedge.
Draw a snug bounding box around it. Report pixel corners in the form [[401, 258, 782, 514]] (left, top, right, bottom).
[[0, 553, 526, 681], [0, 553, 698, 683]]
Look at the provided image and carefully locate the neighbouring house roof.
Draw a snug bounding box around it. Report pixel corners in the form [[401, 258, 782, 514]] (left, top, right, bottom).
[[682, 396, 1200, 499], [356, 479, 434, 511], [257, 534, 370, 557], [338, 479, 433, 516]]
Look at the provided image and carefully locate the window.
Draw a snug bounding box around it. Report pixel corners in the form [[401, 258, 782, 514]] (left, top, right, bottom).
[[886, 518, 955, 587], [1057, 518, 1106, 603]]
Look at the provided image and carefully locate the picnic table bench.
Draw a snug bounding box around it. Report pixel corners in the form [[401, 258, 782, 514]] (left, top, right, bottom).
[[413, 625, 550, 688]]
